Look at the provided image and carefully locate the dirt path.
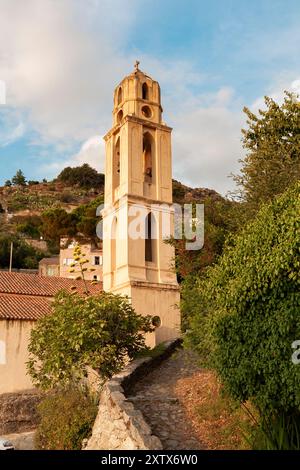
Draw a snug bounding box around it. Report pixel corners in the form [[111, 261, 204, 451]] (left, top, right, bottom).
[[128, 349, 205, 450]]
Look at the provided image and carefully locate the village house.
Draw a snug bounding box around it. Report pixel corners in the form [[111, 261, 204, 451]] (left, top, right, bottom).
[[39, 237, 103, 281], [0, 271, 102, 394]]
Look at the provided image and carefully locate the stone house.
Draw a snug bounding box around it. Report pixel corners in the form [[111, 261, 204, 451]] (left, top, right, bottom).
[[38, 256, 60, 277], [39, 237, 103, 282], [0, 271, 102, 395], [59, 237, 103, 281]]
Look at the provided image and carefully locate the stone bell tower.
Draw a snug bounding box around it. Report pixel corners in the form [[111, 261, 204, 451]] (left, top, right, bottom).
[[102, 62, 180, 346]]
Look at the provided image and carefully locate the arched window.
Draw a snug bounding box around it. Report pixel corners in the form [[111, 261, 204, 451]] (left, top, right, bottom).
[[117, 87, 123, 105], [142, 82, 149, 100], [143, 132, 153, 183], [111, 216, 117, 284], [114, 137, 120, 189], [145, 212, 156, 263], [117, 109, 123, 124]]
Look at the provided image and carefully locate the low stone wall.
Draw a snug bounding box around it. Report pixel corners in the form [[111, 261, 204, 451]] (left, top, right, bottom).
[[0, 389, 43, 434], [85, 339, 181, 450]]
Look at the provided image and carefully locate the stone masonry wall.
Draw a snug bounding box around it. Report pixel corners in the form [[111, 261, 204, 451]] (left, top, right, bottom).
[[85, 339, 180, 450], [0, 389, 43, 434]]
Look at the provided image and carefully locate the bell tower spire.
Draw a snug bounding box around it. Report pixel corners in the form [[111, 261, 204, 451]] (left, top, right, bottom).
[[102, 65, 180, 346]]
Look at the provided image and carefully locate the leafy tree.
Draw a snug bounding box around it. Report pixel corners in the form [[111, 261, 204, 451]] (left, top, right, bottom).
[[168, 196, 237, 283], [40, 208, 77, 244], [12, 169, 27, 186], [27, 291, 153, 389], [4, 179, 11, 187], [0, 234, 44, 269], [233, 92, 300, 215], [186, 183, 300, 442], [15, 215, 42, 238], [57, 164, 104, 189]]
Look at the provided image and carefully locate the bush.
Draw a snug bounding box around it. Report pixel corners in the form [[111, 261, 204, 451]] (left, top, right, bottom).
[[187, 182, 300, 415], [28, 291, 153, 389], [35, 386, 97, 450], [57, 164, 104, 189]]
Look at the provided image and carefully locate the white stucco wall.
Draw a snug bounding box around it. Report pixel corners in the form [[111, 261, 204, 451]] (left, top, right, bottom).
[[0, 320, 35, 394]]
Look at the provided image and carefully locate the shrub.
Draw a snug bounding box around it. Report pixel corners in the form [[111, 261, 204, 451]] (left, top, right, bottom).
[[28, 291, 153, 389], [187, 182, 300, 416], [57, 164, 104, 189], [35, 386, 97, 450]]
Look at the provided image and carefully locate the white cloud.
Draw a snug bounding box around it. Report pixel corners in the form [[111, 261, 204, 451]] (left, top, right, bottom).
[[0, 0, 253, 194], [252, 77, 300, 111], [0, 0, 137, 145]]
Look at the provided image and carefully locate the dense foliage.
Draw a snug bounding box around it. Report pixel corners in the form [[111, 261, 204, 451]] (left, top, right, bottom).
[[186, 183, 300, 416], [39, 195, 104, 247], [57, 163, 104, 188], [35, 386, 97, 450], [0, 234, 44, 269], [233, 92, 300, 214], [28, 291, 153, 389]]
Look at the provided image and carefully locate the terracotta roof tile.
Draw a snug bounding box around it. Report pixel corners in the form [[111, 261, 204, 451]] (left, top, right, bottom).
[[0, 271, 102, 297], [0, 294, 52, 321]]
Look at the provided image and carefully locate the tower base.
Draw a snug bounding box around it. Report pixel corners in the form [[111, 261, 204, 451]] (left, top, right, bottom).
[[107, 280, 181, 348]]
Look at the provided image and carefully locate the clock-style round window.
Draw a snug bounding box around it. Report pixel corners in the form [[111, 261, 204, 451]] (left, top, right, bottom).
[[141, 105, 152, 119]]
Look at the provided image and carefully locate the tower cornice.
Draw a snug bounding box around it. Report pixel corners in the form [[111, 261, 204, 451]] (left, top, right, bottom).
[[103, 114, 172, 141]]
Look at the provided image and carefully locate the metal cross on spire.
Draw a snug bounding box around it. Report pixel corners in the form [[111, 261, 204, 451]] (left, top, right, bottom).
[[134, 60, 140, 72]]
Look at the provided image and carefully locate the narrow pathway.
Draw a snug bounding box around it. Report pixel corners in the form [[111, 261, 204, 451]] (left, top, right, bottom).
[[128, 349, 204, 450]]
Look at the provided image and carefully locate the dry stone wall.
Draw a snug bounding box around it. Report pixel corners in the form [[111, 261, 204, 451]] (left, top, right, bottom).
[[0, 389, 43, 434], [85, 339, 180, 450]]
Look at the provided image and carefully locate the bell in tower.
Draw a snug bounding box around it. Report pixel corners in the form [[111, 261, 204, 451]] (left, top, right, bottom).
[[102, 62, 180, 346]]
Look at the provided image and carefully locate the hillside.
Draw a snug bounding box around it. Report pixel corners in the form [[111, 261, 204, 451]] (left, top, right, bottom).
[[0, 165, 228, 270]]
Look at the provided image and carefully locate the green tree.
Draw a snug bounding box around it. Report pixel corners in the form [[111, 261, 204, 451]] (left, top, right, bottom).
[[4, 179, 11, 187], [12, 169, 27, 186], [40, 208, 77, 244], [57, 164, 104, 189], [233, 92, 300, 215], [27, 291, 153, 389], [0, 234, 44, 269], [187, 182, 300, 447]]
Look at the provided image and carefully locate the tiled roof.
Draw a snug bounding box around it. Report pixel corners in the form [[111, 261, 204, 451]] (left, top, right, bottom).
[[0, 271, 102, 297], [0, 272, 103, 321], [0, 294, 52, 321], [39, 257, 59, 266]]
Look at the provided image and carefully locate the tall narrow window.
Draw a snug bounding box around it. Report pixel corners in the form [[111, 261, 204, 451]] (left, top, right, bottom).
[[143, 132, 153, 183], [114, 137, 120, 188], [111, 217, 117, 280], [142, 82, 149, 100], [117, 87, 122, 105], [145, 212, 156, 263]]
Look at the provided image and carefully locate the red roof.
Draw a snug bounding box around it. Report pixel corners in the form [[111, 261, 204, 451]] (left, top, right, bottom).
[[0, 271, 102, 297], [0, 272, 102, 321], [0, 294, 52, 320]]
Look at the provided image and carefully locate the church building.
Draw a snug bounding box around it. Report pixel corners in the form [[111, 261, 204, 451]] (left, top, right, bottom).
[[102, 62, 180, 346]]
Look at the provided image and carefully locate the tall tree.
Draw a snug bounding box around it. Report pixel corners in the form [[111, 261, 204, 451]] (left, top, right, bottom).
[[233, 92, 300, 214], [12, 169, 26, 186]]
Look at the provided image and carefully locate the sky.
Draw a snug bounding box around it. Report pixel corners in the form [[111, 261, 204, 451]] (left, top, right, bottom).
[[0, 0, 300, 195]]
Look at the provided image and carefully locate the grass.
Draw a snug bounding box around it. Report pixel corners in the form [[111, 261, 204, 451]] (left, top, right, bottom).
[[175, 368, 254, 450], [134, 342, 168, 359]]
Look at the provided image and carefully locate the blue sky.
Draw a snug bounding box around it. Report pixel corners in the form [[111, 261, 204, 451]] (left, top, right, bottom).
[[0, 0, 299, 194]]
